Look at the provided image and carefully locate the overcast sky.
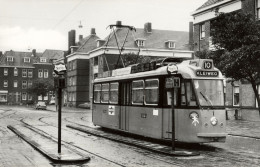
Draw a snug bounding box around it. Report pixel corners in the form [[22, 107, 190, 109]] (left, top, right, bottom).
[[0, 0, 206, 52]]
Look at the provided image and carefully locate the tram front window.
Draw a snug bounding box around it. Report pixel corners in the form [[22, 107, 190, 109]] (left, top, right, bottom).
[[194, 80, 224, 107]]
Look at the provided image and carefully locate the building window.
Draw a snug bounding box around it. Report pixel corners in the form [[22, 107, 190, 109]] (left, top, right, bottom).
[[22, 69, 27, 77], [72, 76, 76, 85], [24, 57, 30, 63], [38, 69, 43, 78], [28, 80, 32, 88], [200, 23, 205, 39], [4, 80, 8, 87], [22, 80, 27, 89], [72, 61, 76, 70], [22, 92, 27, 100], [136, 39, 145, 47], [7, 56, 13, 62], [44, 69, 48, 78], [14, 80, 18, 88], [40, 57, 47, 63], [14, 68, 18, 76], [168, 42, 175, 49], [233, 86, 239, 106], [0, 93, 7, 102], [28, 94, 32, 100], [28, 69, 33, 78], [4, 68, 8, 76], [94, 57, 98, 66]]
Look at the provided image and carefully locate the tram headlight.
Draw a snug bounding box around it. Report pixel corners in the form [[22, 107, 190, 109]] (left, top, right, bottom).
[[210, 117, 218, 126], [189, 112, 199, 119]]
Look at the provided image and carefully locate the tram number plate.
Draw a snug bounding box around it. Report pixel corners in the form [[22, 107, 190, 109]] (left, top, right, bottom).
[[165, 77, 180, 88]]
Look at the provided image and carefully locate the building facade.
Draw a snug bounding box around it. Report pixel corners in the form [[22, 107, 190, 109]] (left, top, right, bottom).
[[0, 49, 64, 105], [191, 0, 260, 113]]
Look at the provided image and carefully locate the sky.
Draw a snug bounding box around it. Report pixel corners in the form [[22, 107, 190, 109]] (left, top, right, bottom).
[[0, 0, 206, 53]]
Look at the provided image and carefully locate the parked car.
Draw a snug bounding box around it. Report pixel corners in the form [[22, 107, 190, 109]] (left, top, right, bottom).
[[35, 101, 47, 110], [49, 99, 55, 105]]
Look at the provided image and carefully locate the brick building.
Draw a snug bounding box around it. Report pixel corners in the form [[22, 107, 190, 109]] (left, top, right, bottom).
[[62, 21, 194, 107], [191, 0, 260, 116], [0, 49, 64, 105], [65, 28, 100, 107]]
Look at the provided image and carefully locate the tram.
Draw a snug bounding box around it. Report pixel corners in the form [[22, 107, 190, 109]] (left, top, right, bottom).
[[92, 58, 226, 143]]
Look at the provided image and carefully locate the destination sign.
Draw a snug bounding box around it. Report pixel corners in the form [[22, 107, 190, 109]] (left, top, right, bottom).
[[196, 70, 219, 77]]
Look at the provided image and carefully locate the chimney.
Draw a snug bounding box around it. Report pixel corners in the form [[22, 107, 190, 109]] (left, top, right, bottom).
[[91, 28, 96, 35], [68, 30, 76, 52], [144, 22, 152, 33], [116, 21, 122, 28], [79, 35, 83, 41], [189, 22, 194, 51], [32, 49, 36, 57]]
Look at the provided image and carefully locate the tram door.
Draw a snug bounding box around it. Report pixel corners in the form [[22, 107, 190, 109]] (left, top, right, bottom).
[[119, 82, 131, 131]]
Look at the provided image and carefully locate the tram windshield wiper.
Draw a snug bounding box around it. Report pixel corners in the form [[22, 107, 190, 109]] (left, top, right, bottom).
[[200, 91, 213, 108]]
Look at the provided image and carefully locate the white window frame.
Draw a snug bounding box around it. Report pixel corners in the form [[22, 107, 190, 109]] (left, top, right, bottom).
[[24, 57, 30, 63], [28, 80, 32, 88], [44, 69, 48, 78], [4, 68, 8, 76], [7, 56, 13, 62], [22, 80, 27, 89], [14, 68, 18, 76], [28, 69, 33, 78], [22, 92, 27, 100], [14, 80, 18, 88], [136, 39, 145, 47], [233, 86, 240, 106], [38, 69, 43, 78], [22, 69, 27, 77], [200, 23, 205, 39], [4, 80, 8, 87], [28, 94, 32, 101], [40, 57, 47, 63]]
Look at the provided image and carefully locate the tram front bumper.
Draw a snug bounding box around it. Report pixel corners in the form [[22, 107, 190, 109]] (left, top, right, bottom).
[[197, 133, 227, 138]]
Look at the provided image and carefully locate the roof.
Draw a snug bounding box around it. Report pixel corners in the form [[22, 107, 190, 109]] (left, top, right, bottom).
[[76, 34, 100, 53], [0, 50, 42, 67], [196, 0, 224, 11], [40, 49, 65, 61], [104, 27, 189, 50]]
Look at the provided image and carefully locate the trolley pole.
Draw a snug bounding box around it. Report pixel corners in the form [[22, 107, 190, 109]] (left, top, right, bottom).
[[171, 87, 175, 151]]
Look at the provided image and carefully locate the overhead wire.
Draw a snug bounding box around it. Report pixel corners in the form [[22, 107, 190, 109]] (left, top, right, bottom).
[[52, 0, 85, 29]]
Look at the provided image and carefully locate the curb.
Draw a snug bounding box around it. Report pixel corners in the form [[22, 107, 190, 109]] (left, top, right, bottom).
[[7, 125, 90, 163]]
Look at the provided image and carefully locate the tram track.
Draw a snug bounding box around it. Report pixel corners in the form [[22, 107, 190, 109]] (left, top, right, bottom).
[[65, 116, 260, 166], [36, 116, 186, 167], [18, 115, 260, 167]]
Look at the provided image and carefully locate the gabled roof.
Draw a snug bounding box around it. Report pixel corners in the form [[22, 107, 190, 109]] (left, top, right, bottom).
[[104, 27, 189, 50], [38, 49, 65, 63], [76, 34, 100, 53], [196, 0, 224, 11], [0, 50, 42, 67]]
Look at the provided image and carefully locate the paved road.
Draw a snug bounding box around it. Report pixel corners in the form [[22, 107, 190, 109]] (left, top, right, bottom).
[[0, 105, 260, 167]]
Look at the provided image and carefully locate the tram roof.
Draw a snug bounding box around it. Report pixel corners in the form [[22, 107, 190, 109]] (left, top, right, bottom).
[[94, 59, 223, 83]]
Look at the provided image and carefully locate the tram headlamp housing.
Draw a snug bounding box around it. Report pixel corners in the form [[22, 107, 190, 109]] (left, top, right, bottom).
[[210, 117, 218, 126], [189, 111, 199, 119]]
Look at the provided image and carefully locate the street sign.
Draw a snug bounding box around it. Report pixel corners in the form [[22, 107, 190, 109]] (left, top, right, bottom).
[[54, 63, 67, 75]]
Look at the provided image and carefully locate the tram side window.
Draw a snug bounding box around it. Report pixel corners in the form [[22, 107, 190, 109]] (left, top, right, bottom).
[[110, 82, 119, 104], [181, 82, 186, 105], [101, 83, 109, 103], [145, 79, 159, 105], [94, 84, 101, 103], [132, 80, 144, 105], [186, 81, 197, 106]]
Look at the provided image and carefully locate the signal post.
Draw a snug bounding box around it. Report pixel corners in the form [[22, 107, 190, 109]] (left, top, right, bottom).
[[53, 63, 66, 154]]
